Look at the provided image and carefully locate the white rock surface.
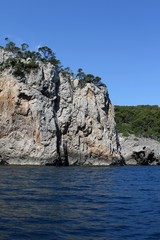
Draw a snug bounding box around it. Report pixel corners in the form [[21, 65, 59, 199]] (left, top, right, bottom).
[[57, 74, 118, 165]]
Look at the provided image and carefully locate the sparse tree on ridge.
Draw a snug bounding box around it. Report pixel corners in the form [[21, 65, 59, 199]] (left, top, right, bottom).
[[38, 46, 55, 60], [76, 68, 86, 80], [21, 43, 29, 52], [5, 37, 19, 52]]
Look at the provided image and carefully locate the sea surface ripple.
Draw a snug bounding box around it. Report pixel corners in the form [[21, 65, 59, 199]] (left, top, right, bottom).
[[0, 165, 160, 239]]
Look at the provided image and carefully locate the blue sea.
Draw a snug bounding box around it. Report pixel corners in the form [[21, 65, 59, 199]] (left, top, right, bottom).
[[0, 165, 160, 240]]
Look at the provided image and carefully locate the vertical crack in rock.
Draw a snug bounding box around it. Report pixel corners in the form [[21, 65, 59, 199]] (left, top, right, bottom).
[[54, 73, 69, 166], [53, 116, 62, 165]]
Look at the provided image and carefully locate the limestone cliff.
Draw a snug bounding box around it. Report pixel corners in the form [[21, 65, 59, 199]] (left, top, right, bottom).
[[0, 48, 120, 165]]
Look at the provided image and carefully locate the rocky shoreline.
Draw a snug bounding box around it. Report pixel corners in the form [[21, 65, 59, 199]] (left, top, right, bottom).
[[0, 134, 160, 166]]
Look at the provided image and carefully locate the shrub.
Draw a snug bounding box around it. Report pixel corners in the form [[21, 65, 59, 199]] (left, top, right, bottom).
[[76, 68, 106, 88]]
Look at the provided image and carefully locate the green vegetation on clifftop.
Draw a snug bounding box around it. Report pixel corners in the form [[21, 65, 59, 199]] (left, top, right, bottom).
[[115, 105, 160, 141], [0, 38, 106, 88]]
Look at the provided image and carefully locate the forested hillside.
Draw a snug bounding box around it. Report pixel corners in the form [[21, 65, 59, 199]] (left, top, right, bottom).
[[115, 105, 160, 141]]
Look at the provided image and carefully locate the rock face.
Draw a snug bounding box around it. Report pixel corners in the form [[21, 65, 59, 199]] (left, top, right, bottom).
[[0, 49, 119, 165], [119, 134, 160, 165], [57, 74, 119, 165]]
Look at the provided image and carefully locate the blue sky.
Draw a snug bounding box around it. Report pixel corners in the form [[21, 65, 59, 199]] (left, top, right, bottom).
[[0, 0, 160, 106]]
